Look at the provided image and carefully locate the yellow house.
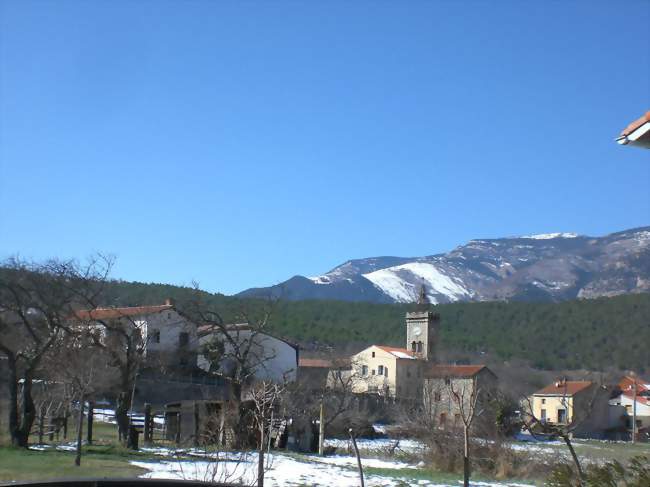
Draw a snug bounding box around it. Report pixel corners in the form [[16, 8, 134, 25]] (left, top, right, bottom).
[[529, 380, 612, 439], [531, 380, 593, 425], [349, 345, 423, 399]]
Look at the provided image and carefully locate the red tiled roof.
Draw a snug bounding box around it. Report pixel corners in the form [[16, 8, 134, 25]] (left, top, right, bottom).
[[299, 358, 332, 368], [74, 304, 173, 320], [534, 381, 593, 396], [376, 345, 417, 358], [426, 364, 488, 378], [618, 375, 649, 393], [620, 111, 650, 137]]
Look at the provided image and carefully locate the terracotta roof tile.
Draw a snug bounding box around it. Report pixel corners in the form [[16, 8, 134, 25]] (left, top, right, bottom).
[[534, 381, 593, 396], [426, 364, 488, 378], [75, 304, 173, 320], [620, 111, 650, 137], [298, 358, 332, 368], [376, 345, 417, 358], [618, 375, 649, 393]]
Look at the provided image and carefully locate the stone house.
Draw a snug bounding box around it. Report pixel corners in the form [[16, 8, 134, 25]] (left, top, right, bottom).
[[422, 364, 497, 428]]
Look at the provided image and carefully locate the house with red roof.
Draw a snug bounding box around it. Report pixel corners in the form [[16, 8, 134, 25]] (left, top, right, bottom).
[[422, 364, 497, 428], [610, 375, 650, 438], [74, 299, 199, 369], [528, 379, 612, 439], [348, 344, 423, 399], [616, 110, 650, 148]]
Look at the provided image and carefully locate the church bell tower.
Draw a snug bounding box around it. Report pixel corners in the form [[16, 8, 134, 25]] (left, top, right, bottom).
[[405, 285, 439, 361]]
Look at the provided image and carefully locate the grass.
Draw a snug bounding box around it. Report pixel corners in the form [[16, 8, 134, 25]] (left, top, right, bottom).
[[520, 439, 650, 465], [0, 446, 147, 481]]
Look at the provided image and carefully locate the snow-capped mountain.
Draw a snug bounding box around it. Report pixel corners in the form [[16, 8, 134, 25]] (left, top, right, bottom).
[[237, 227, 650, 304]]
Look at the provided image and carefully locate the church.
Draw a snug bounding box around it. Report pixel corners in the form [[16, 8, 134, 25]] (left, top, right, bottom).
[[345, 305, 439, 400]]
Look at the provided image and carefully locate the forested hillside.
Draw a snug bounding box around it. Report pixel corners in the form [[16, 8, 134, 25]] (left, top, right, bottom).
[[100, 280, 650, 372]]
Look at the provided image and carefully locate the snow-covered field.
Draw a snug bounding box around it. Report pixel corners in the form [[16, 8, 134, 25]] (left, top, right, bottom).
[[130, 444, 535, 487]]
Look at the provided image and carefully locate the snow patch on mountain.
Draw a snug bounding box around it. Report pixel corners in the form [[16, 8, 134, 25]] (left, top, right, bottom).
[[362, 262, 471, 304], [520, 233, 579, 240]]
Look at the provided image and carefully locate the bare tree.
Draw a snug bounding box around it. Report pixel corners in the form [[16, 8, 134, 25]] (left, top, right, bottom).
[[447, 376, 481, 487], [248, 380, 285, 487], [521, 380, 606, 487], [73, 308, 148, 443], [0, 257, 110, 447], [184, 290, 281, 392]]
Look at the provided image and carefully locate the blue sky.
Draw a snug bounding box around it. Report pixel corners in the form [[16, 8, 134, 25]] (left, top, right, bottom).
[[1, 1, 648, 295]]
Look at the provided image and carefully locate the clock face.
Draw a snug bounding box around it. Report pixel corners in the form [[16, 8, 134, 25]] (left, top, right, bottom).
[[413, 326, 421, 337]]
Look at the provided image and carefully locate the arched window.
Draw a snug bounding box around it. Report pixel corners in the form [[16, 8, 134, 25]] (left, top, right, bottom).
[[416, 341, 423, 353], [411, 341, 417, 352]]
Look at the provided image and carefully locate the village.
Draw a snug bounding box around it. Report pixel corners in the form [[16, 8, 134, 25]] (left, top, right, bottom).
[[1, 269, 648, 486], [1, 1, 649, 485]]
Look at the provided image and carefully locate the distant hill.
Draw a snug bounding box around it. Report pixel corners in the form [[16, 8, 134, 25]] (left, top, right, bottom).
[[238, 226, 650, 304], [97, 280, 650, 373]]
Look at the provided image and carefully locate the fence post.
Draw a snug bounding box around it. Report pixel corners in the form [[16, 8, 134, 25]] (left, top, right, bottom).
[[87, 401, 94, 445], [144, 403, 152, 446], [63, 406, 69, 439], [193, 402, 200, 447], [48, 412, 55, 442], [37, 406, 45, 444]]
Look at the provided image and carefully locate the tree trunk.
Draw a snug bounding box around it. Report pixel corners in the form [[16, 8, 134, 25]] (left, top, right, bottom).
[[6, 355, 21, 446], [116, 391, 130, 444], [349, 429, 365, 487], [16, 371, 36, 448], [75, 394, 85, 466], [463, 425, 470, 487], [258, 421, 265, 487], [561, 434, 584, 486]]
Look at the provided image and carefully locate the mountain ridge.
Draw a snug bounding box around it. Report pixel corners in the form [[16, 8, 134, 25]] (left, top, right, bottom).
[[237, 226, 650, 303]]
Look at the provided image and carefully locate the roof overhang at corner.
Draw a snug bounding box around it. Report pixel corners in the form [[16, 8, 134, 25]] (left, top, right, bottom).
[[617, 111, 650, 148]]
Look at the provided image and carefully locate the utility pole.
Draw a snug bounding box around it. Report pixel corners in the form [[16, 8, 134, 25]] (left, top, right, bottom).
[[631, 380, 637, 443], [318, 398, 325, 456]]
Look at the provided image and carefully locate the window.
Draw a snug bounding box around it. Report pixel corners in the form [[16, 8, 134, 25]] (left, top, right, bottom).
[[384, 366, 388, 377], [541, 398, 546, 404], [444, 378, 451, 386], [557, 409, 567, 424], [179, 332, 189, 347], [434, 392, 441, 402], [371, 369, 376, 375], [149, 329, 160, 343], [541, 409, 547, 422], [378, 365, 384, 375], [371, 351, 375, 358], [416, 341, 423, 353], [411, 341, 417, 352], [361, 365, 368, 376], [440, 412, 447, 426]]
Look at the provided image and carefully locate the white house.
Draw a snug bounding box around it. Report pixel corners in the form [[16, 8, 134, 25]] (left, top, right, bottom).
[[197, 324, 298, 384], [75, 300, 199, 368], [610, 375, 650, 436]]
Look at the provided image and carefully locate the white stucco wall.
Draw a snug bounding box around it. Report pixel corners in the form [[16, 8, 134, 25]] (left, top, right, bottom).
[[198, 328, 298, 383]]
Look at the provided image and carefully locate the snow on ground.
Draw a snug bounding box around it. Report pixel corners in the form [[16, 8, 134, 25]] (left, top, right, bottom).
[[325, 437, 425, 454], [132, 451, 534, 487], [363, 262, 471, 303]]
